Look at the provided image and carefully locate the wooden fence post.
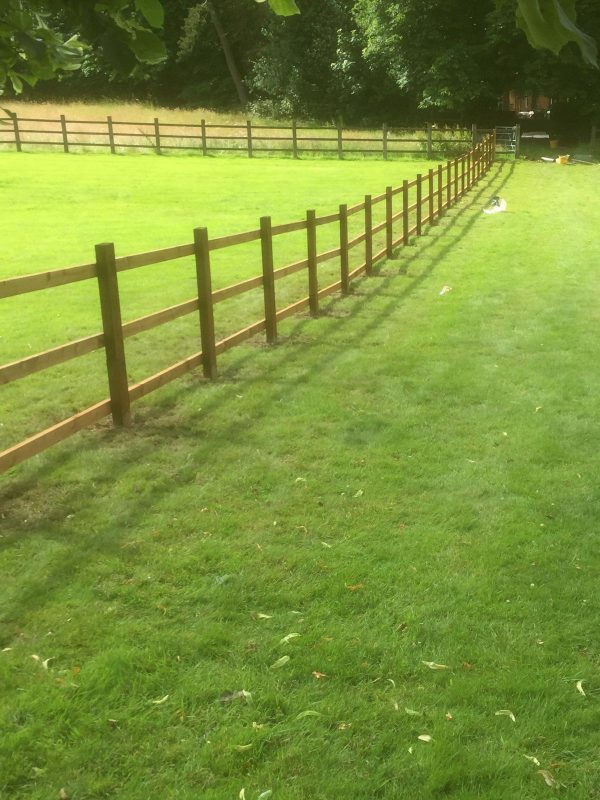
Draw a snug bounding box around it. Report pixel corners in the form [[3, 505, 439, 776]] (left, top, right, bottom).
[[426, 122, 433, 159], [514, 124, 521, 159], [467, 153, 471, 191], [154, 117, 161, 154], [260, 216, 277, 344], [11, 112, 21, 152], [416, 174, 422, 236], [428, 168, 434, 223], [437, 164, 443, 218], [339, 203, 349, 295], [364, 195, 373, 275], [402, 180, 409, 246], [453, 158, 458, 203], [307, 210, 318, 315], [194, 227, 217, 379], [60, 114, 69, 153], [292, 120, 298, 159], [107, 116, 116, 154], [246, 120, 253, 158], [95, 243, 131, 427], [383, 123, 388, 161], [461, 156, 466, 196], [306, 209, 319, 317], [337, 120, 343, 159], [201, 119, 208, 156], [385, 186, 393, 257], [446, 160, 451, 209]]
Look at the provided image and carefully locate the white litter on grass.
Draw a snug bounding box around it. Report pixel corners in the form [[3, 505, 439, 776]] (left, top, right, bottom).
[[439, 285, 452, 296], [483, 198, 507, 214]]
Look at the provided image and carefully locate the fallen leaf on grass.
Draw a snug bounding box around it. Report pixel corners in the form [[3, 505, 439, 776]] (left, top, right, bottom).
[[151, 695, 169, 705], [353, 489, 364, 498], [295, 710, 321, 720], [58, 789, 69, 800], [422, 661, 449, 670], [337, 722, 352, 730], [345, 583, 364, 591], [239, 790, 246, 800], [576, 680, 586, 696], [31, 655, 53, 670], [405, 708, 422, 717], [445, 712, 453, 721], [439, 285, 452, 296], [538, 769, 556, 787], [255, 613, 273, 620], [524, 755, 541, 767], [321, 541, 332, 548], [312, 671, 327, 679], [279, 633, 300, 645], [2, 647, 13, 653], [270, 656, 290, 669], [257, 792, 273, 800], [495, 709, 516, 722], [418, 734, 433, 742], [234, 744, 253, 752]]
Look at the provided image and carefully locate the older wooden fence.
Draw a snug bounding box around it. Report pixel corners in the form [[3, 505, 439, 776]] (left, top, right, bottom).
[[0, 135, 495, 475], [0, 112, 474, 159]]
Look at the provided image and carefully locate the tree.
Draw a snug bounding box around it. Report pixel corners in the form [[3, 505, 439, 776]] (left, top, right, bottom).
[[0, 1, 167, 96]]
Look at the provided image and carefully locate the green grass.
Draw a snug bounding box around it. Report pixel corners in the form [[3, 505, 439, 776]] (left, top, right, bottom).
[[1, 155, 600, 799], [0, 151, 440, 449]]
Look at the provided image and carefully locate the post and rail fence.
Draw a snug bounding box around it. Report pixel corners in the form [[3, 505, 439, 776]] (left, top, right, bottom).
[[0, 134, 495, 475], [0, 111, 476, 159]]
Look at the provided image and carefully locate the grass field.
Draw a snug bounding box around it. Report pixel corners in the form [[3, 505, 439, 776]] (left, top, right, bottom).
[[0, 100, 471, 158], [1, 153, 599, 799], [0, 151, 442, 451]]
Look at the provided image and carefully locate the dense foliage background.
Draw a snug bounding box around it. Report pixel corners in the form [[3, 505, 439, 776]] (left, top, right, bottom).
[[3, 0, 600, 132]]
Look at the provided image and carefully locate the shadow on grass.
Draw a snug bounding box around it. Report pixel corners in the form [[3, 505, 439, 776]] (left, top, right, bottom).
[[0, 161, 516, 625]]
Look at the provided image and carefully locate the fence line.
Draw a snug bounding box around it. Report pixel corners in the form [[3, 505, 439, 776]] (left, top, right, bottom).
[[0, 135, 496, 475], [0, 111, 475, 159]]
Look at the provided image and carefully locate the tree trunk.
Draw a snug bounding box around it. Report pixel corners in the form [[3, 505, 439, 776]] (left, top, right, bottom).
[[206, 1, 248, 108]]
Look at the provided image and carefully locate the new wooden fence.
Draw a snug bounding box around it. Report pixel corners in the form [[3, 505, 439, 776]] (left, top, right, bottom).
[[0, 135, 495, 475], [0, 111, 474, 159]]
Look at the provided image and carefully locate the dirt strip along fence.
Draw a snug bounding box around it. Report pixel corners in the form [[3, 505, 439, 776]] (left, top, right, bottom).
[[0, 135, 495, 475], [0, 112, 475, 159]]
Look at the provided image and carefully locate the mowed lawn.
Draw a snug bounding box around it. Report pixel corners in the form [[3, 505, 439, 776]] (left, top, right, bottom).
[[0, 151, 439, 450], [1, 154, 599, 799]]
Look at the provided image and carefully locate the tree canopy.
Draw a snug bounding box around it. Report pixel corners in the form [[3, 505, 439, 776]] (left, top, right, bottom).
[[1, 0, 598, 127]]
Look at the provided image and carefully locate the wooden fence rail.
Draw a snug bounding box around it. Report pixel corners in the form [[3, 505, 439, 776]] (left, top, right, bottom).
[[0, 135, 496, 475], [0, 112, 475, 159]]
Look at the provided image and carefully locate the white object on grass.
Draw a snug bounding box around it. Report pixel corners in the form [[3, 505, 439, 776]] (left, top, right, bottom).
[[483, 199, 507, 214]]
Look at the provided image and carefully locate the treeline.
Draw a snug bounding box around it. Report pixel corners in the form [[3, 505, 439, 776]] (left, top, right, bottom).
[[20, 0, 600, 130]]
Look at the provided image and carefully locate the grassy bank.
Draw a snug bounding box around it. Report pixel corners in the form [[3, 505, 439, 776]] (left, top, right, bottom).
[[1, 159, 599, 799]]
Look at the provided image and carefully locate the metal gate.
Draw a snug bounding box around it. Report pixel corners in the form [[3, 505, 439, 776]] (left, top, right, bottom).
[[495, 126, 518, 156]]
